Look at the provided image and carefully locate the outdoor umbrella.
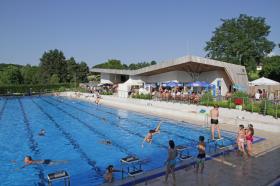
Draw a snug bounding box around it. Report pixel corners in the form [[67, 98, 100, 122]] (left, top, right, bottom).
[[163, 81, 183, 87]]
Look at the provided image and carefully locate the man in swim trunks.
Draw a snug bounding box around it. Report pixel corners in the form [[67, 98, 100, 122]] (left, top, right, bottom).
[[142, 122, 161, 147], [23, 156, 51, 167], [210, 105, 221, 140], [22, 156, 67, 168]]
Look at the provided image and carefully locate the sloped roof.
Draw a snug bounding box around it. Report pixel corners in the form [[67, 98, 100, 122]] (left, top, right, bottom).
[[92, 55, 248, 86], [249, 77, 280, 86]]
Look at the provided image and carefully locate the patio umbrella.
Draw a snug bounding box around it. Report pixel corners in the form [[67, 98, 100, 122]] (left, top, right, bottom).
[[186, 81, 204, 87], [187, 81, 213, 88], [163, 81, 183, 87]]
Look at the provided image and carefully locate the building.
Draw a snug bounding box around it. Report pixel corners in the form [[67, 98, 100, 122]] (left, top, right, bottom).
[[91, 56, 249, 96]]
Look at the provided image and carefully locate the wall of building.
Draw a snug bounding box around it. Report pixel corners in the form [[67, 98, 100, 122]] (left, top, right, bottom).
[[100, 73, 121, 84], [141, 71, 193, 83], [199, 70, 231, 96]]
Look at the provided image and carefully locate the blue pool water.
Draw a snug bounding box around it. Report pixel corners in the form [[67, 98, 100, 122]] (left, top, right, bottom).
[[0, 96, 247, 186]]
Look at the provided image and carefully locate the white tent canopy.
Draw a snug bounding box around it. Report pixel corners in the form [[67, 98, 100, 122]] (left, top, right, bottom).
[[249, 77, 280, 86], [98, 79, 113, 86], [123, 78, 144, 86]]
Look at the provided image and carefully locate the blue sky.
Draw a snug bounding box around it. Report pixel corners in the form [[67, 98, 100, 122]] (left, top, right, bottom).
[[0, 0, 279, 67]]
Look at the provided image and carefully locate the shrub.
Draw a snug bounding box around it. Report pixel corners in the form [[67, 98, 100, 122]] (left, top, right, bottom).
[[100, 92, 113, 95], [217, 100, 231, 108], [200, 92, 213, 105], [132, 93, 152, 100], [232, 91, 249, 98], [58, 86, 66, 92]]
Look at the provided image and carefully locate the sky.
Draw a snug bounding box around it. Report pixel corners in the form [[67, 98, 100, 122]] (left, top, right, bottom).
[[0, 0, 279, 67]]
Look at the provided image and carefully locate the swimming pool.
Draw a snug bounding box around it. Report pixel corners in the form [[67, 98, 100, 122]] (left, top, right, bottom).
[[0, 96, 258, 186]]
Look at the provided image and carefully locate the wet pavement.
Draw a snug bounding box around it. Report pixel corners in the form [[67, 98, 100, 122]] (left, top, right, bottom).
[[136, 144, 280, 186]]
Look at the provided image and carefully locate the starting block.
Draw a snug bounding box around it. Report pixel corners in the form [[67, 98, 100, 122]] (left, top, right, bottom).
[[176, 145, 192, 161], [208, 138, 224, 152], [120, 155, 143, 178], [47, 170, 70, 186]]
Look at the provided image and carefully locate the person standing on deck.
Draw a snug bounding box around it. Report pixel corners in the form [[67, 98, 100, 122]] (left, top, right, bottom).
[[164, 140, 177, 184], [210, 105, 221, 140]]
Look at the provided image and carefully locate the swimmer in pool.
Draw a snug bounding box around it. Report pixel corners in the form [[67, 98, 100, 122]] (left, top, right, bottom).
[[100, 140, 112, 145], [38, 129, 46, 136], [104, 165, 121, 183], [142, 122, 161, 147], [21, 156, 68, 168]]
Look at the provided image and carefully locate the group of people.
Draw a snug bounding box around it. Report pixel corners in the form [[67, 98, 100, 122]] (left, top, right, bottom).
[[237, 124, 254, 157], [104, 104, 254, 184], [18, 103, 254, 184]]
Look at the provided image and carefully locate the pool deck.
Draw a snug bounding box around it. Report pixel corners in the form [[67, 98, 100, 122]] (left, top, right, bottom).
[[59, 92, 280, 186]]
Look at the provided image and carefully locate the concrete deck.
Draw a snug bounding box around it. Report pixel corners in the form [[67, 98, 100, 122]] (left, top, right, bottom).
[[59, 92, 280, 186]]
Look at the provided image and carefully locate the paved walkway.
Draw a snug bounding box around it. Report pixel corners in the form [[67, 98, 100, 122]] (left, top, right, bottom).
[[135, 146, 280, 186]]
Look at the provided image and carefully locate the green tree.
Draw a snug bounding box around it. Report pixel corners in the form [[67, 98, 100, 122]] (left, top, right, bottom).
[[0, 65, 23, 85], [66, 57, 78, 82], [205, 14, 275, 72], [49, 74, 60, 84], [259, 56, 280, 82], [21, 64, 40, 84], [93, 60, 157, 70], [151, 60, 157, 65], [77, 61, 89, 83], [94, 59, 124, 69], [39, 49, 67, 83]]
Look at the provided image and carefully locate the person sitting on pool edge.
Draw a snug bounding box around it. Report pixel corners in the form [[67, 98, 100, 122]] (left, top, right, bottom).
[[104, 165, 121, 183], [142, 122, 161, 147], [22, 156, 68, 168]]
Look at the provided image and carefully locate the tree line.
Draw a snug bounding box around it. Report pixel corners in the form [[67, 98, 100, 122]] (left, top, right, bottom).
[[93, 59, 157, 70], [0, 49, 89, 85]]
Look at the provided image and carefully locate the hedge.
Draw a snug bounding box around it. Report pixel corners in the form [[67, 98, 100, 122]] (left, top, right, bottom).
[[0, 84, 75, 95]]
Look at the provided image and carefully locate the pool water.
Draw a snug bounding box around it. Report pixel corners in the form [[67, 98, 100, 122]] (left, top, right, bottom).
[[0, 96, 241, 186]]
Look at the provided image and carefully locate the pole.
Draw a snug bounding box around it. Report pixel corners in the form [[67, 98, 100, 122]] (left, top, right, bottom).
[[264, 100, 267, 115], [276, 102, 278, 118]]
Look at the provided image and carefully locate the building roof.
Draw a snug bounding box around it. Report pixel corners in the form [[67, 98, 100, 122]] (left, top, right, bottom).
[[249, 77, 280, 86], [91, 55, 248, 85]]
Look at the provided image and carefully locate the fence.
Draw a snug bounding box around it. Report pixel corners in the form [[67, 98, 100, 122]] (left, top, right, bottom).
[[132, 93, 280, 118]]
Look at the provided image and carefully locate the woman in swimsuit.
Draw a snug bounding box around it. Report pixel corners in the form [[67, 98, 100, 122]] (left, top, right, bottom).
[[164, 140, 177, 184], [245, 124, 254, 157]]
